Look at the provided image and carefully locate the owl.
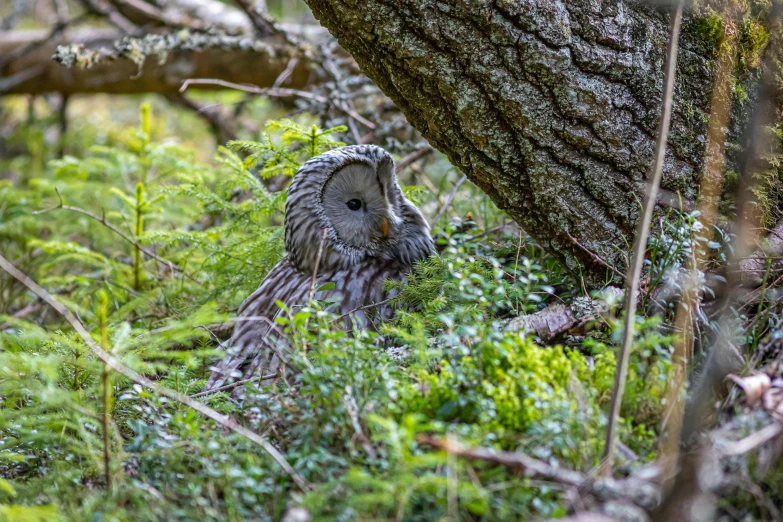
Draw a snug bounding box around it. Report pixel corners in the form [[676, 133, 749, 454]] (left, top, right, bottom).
[[204, 145, 435, 394]]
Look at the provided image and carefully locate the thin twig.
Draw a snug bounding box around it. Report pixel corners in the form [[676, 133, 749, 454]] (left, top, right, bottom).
[[396, 147, 433, 171], [657, 16, 739, 487], [309, 228, 328, 301], [332, 297, 394, 323], [273, 57, 299, 88], [418, 435, 585, 487], [181, 78, 322, 99], [79, 0, 140, 35], [722, 422, 783, 457], [601, 0, 684, 477], [33, 190, 200, 284], [431, 175, 467, 227], [563, 230, 625, 281], [0, 253, 309, 492], [233, 0, 280, 37], [180, 79, 375, 128], [343, 386, 378, 459], [191, 374, 276, 398], [108, 0, 165, 25]]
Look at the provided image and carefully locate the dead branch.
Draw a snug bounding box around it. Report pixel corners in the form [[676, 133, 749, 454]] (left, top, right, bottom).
[[106, 0, 252, 34], [190, 373, 276, 398], [430, 175, 467, 227], [233, 0, 276, 37], [0, 27, 310, 96], [505, 287, 622, 341], [396, 147, 433, 171], [79, 0, 141, 35], [723, 422, 783, 457], [418, 435, 661, 510], [418, 434, 584, 486]]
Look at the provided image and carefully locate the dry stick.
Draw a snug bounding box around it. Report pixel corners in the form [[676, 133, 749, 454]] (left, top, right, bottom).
[[418, 435, 585, 487], [180, 79, 376, 129], [431, 175, 467, 227], [190, 374, 276, 398], [274, 57, 299, 88], [0, 253, 309, 492], [79, 0, 140, 35], [722, 422, 783, 457], [563, 229, 625, 281], [601, 0, 684, 477], [33, 190, 200, 284], [332, 297, 394, 324], [396, 147, 433, 171], [309, 228, 328, 301], [234, 0, 277, 36]]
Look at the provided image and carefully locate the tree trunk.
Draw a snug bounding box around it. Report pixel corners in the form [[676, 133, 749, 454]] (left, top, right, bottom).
[[304, 0, 721, 286]]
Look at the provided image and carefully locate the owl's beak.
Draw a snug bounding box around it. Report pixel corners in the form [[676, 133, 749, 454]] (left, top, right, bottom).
[[380, 216, 389, 238]]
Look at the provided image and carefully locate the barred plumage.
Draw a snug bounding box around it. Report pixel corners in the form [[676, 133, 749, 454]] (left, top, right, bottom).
[[205, 145, 435, 395]]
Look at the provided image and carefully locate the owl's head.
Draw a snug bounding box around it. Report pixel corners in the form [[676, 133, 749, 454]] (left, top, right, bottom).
[[285, 145, 435, 273]]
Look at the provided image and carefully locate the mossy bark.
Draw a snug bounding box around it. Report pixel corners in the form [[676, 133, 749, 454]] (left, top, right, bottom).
[[304, 0, 722, 285]]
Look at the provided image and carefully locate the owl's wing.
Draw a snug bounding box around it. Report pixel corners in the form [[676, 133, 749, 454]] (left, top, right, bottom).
[[204, 257, 410, 397], [204, 258, 311, 393], [328, 258, 406, 329]]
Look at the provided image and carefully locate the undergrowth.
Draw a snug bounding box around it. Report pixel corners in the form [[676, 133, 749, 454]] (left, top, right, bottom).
[[0, 105, 696, 521]]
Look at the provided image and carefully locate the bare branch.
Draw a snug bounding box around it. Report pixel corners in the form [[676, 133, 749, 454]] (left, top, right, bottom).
[[1, 28, 310, 96], [396, 147, 433, 171], [180, 79, 375, 129], [430, 175, 467, 227], [233, 0, 276, 37], [79, 0, 141, 35], [418, 434, 585, 487]]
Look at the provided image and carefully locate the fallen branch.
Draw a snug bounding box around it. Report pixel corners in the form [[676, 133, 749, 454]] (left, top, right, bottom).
[[0, 252, 310, 492], [722, 422, 783, 457], [418, 435, 661, 510], [190, 374, 276, 398], [1, 27, 310, 95], [505, 288, 622, 341], [418, 434, 584, 486]]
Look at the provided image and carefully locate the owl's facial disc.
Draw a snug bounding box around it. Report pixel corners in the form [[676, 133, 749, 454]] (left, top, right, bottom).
[[321, 161, 402, 252]]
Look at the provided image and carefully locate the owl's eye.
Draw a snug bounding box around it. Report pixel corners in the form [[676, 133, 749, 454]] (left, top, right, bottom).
[[346, 199, 362, 211]]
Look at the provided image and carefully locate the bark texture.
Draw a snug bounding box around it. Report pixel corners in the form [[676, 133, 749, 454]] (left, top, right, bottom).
[[304, 0, 718, 285]]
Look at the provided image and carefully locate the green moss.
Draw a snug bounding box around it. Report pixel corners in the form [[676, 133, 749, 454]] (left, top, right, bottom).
[[692, 11, 725, 52], [739, 18, 770, 71]]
